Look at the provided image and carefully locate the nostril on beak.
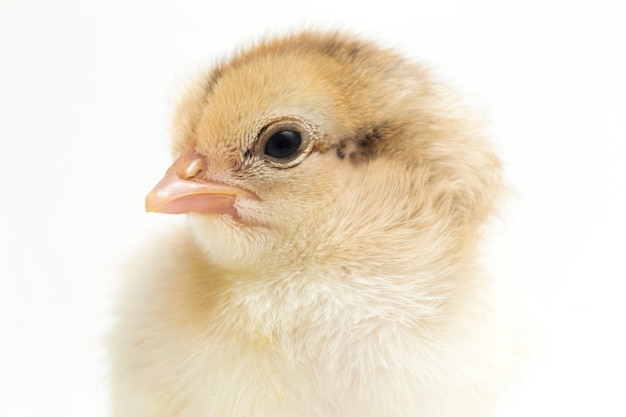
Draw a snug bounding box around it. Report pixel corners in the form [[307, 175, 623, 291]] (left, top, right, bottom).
[[175, 149, 208, 180]]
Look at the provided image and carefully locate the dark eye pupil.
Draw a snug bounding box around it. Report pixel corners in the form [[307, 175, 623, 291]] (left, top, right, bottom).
[[264, 130, 302, 159]]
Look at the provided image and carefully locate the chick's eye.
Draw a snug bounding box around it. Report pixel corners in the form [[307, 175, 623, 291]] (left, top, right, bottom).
[[264, 130, 302, 159]]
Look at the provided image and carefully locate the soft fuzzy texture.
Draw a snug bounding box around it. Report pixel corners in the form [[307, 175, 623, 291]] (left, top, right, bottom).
[[111, 31, 521, 417]]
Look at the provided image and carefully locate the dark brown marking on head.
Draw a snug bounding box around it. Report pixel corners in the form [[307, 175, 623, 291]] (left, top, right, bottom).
[[203, 66, 224, 96], [318, 37, 363, 65], [335, 121, 396, 164], [348, 45, 362, 58], [335, 142, 346, 160]]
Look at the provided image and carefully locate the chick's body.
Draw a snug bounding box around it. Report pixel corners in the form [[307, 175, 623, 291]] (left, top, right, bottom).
[[111, 32, 518, 417]]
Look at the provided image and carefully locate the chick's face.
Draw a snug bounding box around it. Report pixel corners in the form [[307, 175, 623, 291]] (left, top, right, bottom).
[[147, 53, 361, 269]]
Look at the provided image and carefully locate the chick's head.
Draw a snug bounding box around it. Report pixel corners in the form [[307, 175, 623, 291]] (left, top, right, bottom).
[[146, 32, 501, 275]]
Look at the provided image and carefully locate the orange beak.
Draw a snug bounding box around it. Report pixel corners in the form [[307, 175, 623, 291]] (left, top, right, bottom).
[[145, 148, 255, 215]]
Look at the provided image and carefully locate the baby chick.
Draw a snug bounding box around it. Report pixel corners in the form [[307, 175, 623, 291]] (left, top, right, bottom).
[[111, 31, 519, 417]]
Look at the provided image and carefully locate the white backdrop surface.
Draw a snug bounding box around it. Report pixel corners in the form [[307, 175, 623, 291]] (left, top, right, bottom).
[[1, 0, 625, 416]]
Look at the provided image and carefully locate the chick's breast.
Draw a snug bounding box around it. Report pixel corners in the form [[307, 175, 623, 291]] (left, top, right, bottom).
[[111, 31, 520, 417]]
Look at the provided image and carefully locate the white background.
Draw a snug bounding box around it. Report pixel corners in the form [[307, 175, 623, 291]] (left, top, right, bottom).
[[1, 0, 625, 416]]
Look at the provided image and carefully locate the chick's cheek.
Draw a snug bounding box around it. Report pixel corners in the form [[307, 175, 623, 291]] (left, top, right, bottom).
[[186, 213, 269, 269]]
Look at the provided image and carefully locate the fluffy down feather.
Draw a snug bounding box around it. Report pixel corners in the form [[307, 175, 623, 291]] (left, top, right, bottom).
[[110, 31, 521, 417]]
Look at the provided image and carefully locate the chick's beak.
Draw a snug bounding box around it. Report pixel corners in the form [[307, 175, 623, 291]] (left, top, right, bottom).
[[145, 148, 253, 215]]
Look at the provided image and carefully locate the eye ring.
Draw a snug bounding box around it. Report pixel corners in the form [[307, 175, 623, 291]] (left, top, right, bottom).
[[257, 119, 315, 168]]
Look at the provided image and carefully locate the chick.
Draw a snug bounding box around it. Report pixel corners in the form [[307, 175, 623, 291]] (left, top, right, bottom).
[[111, 31, 519, 417]]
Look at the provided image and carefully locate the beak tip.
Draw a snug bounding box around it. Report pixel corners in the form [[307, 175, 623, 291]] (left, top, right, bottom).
[[145, 192, 156, 213], [144, 190, 158, 213]]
